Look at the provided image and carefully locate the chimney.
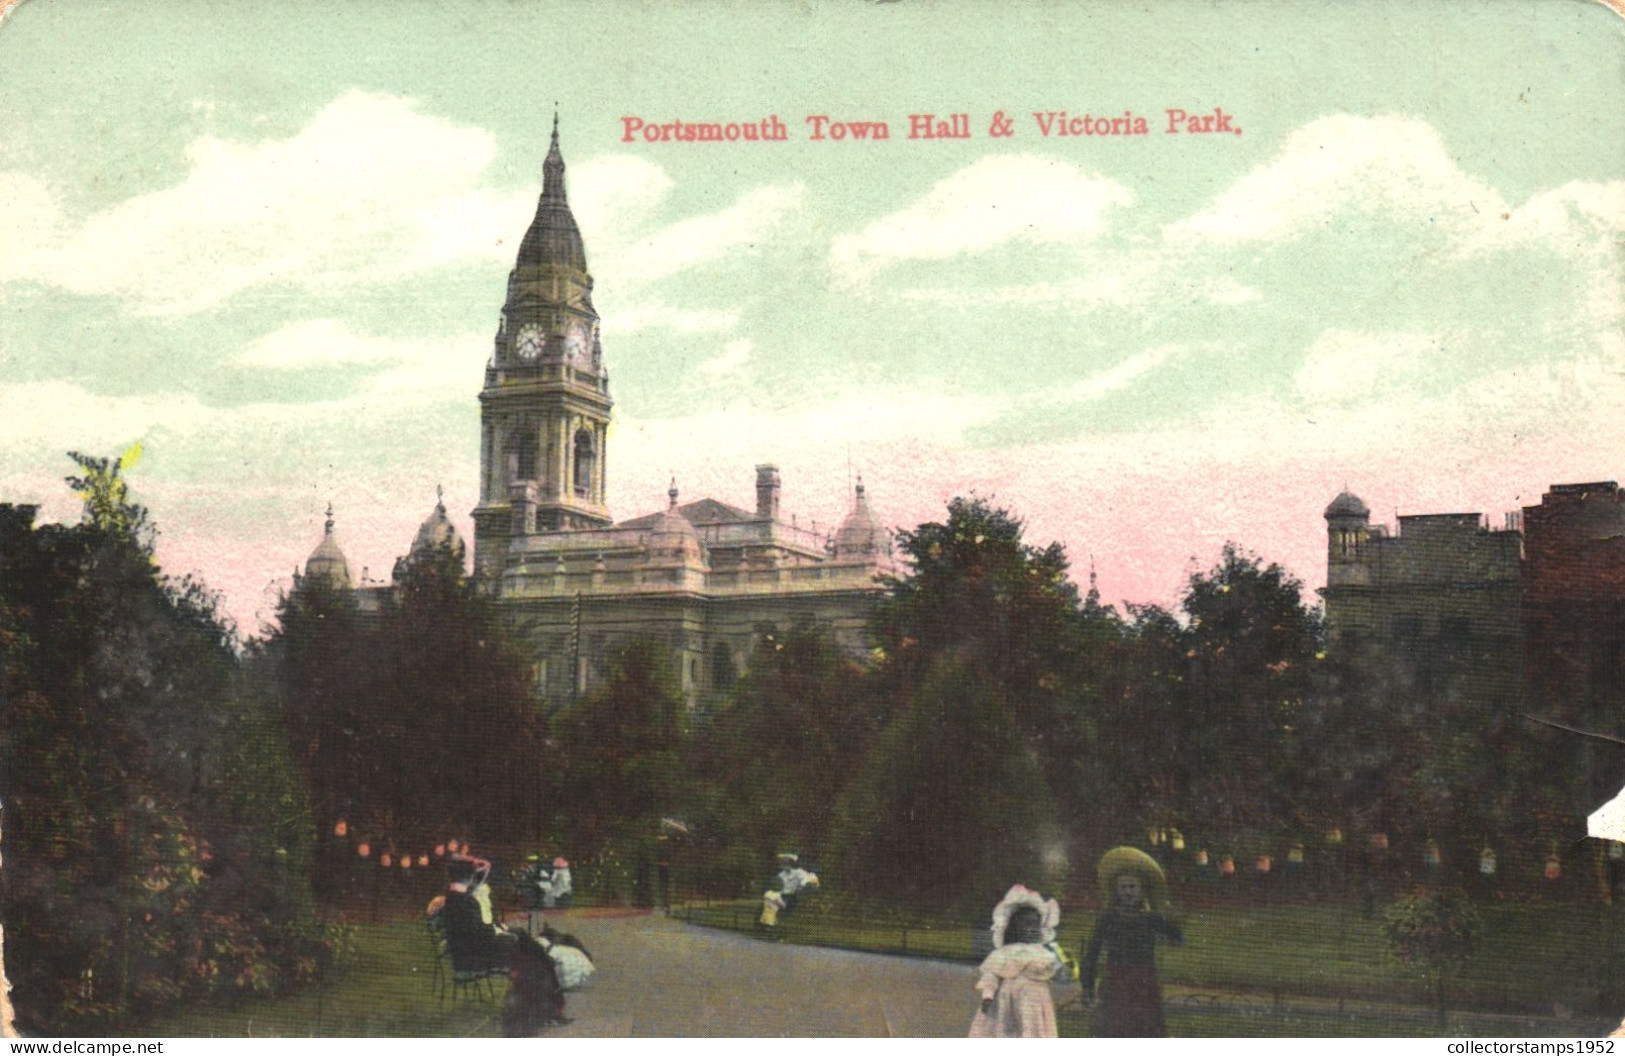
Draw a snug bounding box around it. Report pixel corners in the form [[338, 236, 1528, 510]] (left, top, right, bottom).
[[755, 464, 781, 520]]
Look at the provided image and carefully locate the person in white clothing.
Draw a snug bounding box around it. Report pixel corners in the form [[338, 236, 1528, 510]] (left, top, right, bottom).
[[551, 857, 573, 908], [969, 885, 1064, 1038]]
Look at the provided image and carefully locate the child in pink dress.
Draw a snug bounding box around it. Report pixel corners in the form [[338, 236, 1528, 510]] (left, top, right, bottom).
[[969, 885, 1065, 1038]]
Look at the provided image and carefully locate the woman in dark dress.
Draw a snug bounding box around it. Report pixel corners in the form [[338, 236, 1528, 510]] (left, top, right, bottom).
[[1080, 860, 1183, 1036]]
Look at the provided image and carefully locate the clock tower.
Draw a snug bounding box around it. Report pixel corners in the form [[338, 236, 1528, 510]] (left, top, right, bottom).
[[473, 118, 613, 579]]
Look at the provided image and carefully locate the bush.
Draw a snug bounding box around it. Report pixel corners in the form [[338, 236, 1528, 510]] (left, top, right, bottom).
[[1384, 888, 1480, 1026]]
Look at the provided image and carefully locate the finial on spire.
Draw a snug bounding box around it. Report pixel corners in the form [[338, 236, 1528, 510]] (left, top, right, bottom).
[[854, 473, 866, 499], [435, 483, 445, 511], [324, 503, 335, 534], [542, 109, 567, 200], [668, 476, 679, 508]]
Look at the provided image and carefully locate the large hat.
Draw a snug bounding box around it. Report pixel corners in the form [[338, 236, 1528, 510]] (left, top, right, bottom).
[[1097, 846, 1167, 909], [990, 884, 1060, 947], [553, 857, 569, 868]]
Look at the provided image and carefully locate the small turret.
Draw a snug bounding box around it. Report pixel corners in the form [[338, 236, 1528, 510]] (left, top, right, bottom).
[[1325, 488, 1372, 582], [640, 479, 709, 576], [303, 504, 352, 590], [409, 485, 468, 566], [833, 477, 894, 570]]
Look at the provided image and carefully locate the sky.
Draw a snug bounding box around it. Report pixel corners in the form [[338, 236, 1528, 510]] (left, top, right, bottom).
[[1, 0, 1621, 636]]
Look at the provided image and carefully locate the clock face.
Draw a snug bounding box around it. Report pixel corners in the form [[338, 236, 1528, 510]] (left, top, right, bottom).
[[515, 325, 544, 361], [564, 323, 586, 363]]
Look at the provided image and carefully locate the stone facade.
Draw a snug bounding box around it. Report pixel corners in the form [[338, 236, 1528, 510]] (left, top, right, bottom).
[[300, 122, 893, 711], [1321, 490, 1524, 712], [1323, 482, 1625, 727]]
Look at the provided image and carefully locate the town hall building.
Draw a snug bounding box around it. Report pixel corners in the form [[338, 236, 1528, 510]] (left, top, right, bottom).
[[300, 121, 895, 709]]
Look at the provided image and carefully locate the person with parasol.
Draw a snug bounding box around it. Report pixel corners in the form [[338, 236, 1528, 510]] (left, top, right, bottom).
[[1080, 846, 1184, 1036]]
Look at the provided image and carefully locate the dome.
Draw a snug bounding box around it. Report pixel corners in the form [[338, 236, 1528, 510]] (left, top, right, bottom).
[[515, 121, 587, 273], [410, 488, 467, 563], [834, 478, 888, 558], [641, 481, 707, 567], [1324, 489, 1370, 521], [304, 505, 351, 590]]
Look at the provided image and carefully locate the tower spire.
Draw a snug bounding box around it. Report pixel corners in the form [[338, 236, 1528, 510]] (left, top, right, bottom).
[[543, 109, 566, 201]]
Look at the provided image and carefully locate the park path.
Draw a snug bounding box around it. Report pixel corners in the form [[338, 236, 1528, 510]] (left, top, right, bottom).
[[532, 910, 984, 1037]]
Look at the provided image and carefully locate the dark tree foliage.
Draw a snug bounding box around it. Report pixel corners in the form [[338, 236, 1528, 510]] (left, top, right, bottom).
[[266, 540, 542, 861], [0, 454, 335, 1033], [875, 496, 1083, 703], [826, 655, 1065, 910], [549, 640, 688, 900], [551, 640, 686, 854], [1176, 544, 1323, 843], [876, 498, 1101, 772], [697, 623, 879, 866], [828, 498, 1091, 907], [1304, 641, 1557, 866], [1088, 602, 1191, 840]]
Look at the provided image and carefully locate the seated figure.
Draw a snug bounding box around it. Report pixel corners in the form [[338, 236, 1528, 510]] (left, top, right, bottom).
[[443, 855, 517, 973]]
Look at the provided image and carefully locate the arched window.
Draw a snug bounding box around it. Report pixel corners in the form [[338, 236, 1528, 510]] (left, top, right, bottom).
[[505, 429, 537, 482], [573, 428, 595, 498]]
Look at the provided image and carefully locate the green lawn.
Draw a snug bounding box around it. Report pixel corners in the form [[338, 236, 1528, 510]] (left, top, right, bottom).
[[679, 895, 1625, 1030], [143, 900, 1623, 1037], [151, 921, 508, 1038]]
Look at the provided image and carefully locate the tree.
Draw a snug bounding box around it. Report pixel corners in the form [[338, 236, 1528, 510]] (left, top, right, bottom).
[[824, 498, 1094, 909], [0, 453, 337, 1032], [699, 623, 878, 867], [265, 538, 542, 858], [875, 496, 1083, 705], [65, 447, 153, 551], [1176, 544, 1322, 842], [1087, 603, 1191, 843], [550, 640, 688, 901], [826, 654, 1066, 911], [1383, 889, 1479, 1029]]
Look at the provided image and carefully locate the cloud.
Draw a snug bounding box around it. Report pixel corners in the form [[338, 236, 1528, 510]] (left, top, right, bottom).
[[228, 318, 485, 403], [1202, 276, 1262, 305], [234, 319, 422, 370], [0, 380, 215, 455], [0, 320, 484, 477], [568, 155, 676, 232], [604, 183, 806, 285], [602, 305, 741, 335], [1293, 329, 1449, 406], [830, 154, 1132, 281], [1475, 179, 1625, 251], [1161, 118, 1622, 347], [1063, 345, 1180, 402], [696, 338, 753, 381], [0, 171, 62, 281], [21, 91, 500, 315], [1165, 114, 1509, 246], [0, 109, 805, 316]]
